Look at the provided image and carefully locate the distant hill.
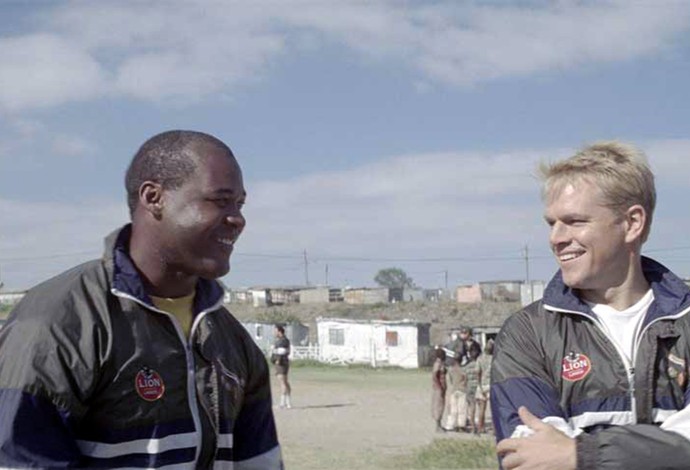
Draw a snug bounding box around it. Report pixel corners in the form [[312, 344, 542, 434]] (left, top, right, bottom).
[[0, 298, 521, 346], [225, 300, 520, 346]]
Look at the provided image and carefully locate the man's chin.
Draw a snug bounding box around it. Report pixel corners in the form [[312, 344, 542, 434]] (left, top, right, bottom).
[[199, 261, 231, 280], [561, 274, 584, 290]]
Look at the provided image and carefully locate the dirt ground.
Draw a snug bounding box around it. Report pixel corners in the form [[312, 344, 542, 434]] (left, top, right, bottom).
[[272, 366, 498, 470]]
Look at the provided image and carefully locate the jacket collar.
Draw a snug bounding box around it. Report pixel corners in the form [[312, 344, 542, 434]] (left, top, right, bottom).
[[543, 256, 690, 325], [105, 224, 225, 313]]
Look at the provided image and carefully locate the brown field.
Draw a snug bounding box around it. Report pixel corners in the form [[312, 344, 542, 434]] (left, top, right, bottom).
[[272, 365, 499, 470]]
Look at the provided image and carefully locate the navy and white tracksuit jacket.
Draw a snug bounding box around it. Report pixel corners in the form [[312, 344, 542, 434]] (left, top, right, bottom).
[[0, 225, 283, 469], [491, 257, 690, 469]]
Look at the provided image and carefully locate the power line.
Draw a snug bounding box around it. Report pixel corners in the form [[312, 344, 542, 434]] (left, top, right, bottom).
[[5, 244, 690, 265], [0, 251, 98, 262], [645, 246, 690, 253], [232, 252, 302, 259], [0, 249, 538, 264]]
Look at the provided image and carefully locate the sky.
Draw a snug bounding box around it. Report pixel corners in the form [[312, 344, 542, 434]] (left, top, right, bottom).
[[2, 0, 690, 291]]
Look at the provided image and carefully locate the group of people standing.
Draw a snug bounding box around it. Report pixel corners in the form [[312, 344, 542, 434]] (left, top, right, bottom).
[[431, 326, 494, 435]]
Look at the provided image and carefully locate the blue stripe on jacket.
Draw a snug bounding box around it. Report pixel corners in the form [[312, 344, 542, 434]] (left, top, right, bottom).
[[0, 389, 202, 468], [491, 376, 564, 441], [568, 394, 631, 417], [232, 396, 279, 462], [74, 417, 196, 443], [492, 376, 570, 470], [0, 388, 82, 468]]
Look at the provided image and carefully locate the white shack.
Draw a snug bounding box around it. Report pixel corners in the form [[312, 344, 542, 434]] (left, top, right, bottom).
[[316, 317, 431, 369]]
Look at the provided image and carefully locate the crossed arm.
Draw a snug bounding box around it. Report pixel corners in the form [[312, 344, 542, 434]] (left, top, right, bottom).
[[496, 406, 576, 470]]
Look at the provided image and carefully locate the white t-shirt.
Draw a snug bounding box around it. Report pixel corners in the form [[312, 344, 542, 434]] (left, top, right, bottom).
[[589, 289, 654, 363]]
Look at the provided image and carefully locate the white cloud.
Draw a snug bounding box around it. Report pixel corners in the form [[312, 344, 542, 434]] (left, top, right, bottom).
[[231, 139, 690, 286], [0, 117, 44, 161], [0, 117, 97, 164], [50, 2, 287, 102], [0, 34, 106, 111], [280, 2, 690, 86], [417, 2, 689, 85], [50, 134, 97, 158], [0, 1, 687, 111], [4, 140, 690, 290], [240, 148, 546, 261], [0, 198, 128, 290], [643, 139, 690, 187]]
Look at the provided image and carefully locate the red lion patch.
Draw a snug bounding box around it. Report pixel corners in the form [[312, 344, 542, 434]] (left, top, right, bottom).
[[135, 367, 165, 401], [561, 352, 592, 382]]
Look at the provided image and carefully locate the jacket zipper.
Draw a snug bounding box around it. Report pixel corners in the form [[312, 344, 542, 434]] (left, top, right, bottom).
[[111, 289, 208, 466], [548, 302, 690, 427], [545, 305, 637, 422], [188, 310, 222, 465]]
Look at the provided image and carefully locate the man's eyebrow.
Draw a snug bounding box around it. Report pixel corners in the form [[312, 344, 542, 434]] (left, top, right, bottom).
[[210, 188, 246, 197], [543, 212, 589, 222]]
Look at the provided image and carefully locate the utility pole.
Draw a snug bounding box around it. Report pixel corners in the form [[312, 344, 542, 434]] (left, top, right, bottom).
[[524, 244, 533, 302], [444, 269, 448, 290], [303, 249, 310, 286], [325, 263, 329, 286]]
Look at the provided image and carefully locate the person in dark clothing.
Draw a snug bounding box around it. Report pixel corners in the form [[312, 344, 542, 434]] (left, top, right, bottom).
[[459, 325, 480, 366], [0, 130, 283, 469], [272, 324, 292, 408], [443, 327, 471, 366]]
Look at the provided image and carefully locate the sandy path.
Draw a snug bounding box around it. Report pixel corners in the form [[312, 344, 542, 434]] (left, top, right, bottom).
[[272, 367, 495, 469]]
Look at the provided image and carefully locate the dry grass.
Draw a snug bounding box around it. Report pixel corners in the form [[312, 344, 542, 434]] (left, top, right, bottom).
[[274, 364, 498, 469]]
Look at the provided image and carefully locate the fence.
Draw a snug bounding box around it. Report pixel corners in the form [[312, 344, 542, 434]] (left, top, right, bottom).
[[290, 345, 423, 367], [291, 345, 359, 365], [291, 345, 320, 361]]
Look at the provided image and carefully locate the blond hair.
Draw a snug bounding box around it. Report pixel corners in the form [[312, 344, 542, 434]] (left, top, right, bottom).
[[539, 140, 656, 242]]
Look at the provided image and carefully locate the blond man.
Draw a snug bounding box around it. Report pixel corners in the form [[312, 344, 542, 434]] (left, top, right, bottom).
[[492, 142, 690, 469]]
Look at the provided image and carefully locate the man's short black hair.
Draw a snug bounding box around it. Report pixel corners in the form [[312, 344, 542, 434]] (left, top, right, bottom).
[[125, 130, 232, 216]]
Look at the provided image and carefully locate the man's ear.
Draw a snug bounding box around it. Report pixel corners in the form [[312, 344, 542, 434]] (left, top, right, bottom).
[[624, 204, 646, 244], [139, 182, 164, 218]]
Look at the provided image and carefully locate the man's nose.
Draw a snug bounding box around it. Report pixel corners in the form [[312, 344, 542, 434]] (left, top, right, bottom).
[[549, 221, 568, 246], [225, 208, 246, 230]]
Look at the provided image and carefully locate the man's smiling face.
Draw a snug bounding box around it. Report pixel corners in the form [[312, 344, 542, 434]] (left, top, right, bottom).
[[544, 179, 630, 298], [157, 141, 246, 281]]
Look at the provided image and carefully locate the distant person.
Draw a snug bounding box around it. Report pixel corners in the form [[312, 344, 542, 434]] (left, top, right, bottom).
[[492, 141, 690, 469], [459, 325, 479, 366], [444, 357, 468, 432], [0, 130, 282, 468], [431, 348, 448, 432], [463, 341, 482, 434], [476, 339, 494, 434], [272, 324, 292, 408], [442, 330, 464, 366]]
